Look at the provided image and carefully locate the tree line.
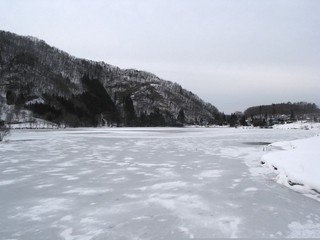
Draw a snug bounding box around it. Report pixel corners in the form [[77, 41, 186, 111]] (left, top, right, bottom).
[[244, 102, 320, 117]]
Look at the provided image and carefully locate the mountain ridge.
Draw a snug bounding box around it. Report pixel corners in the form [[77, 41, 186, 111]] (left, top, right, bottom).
[[0, 30, 219, 127]]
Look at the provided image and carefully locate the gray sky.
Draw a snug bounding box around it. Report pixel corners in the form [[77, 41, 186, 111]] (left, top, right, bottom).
[[1, 0, 320, 113]]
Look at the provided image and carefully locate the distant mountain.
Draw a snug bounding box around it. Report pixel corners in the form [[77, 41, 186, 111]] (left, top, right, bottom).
[[244, 102, 320, 118], [0, 30, 219, 127]]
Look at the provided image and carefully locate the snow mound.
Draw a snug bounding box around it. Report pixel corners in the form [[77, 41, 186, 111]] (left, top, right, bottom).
[[261, 135, 320, 199]]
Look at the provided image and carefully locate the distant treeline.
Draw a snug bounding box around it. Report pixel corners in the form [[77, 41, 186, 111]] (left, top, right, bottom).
[[244, 102, 320, 117]]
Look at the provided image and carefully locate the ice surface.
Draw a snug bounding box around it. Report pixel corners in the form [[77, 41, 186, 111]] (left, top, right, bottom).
[[1, 127, 320, 239]]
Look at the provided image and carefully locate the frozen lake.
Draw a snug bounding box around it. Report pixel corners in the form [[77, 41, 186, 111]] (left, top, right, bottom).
[[1, 127, 320, 239]]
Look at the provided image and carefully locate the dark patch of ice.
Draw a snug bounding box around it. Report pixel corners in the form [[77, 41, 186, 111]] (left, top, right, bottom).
[[288, 180, 304, 186], [243, 142, 271, 146], [9, 139, 45, 142]]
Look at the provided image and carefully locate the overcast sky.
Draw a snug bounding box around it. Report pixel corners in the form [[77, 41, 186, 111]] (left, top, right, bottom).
[[1, 0, 319, 113]]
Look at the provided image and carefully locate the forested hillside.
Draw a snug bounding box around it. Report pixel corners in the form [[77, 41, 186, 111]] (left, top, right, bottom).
[[0, 30, 219, 127], [244, 102, 320, 117]]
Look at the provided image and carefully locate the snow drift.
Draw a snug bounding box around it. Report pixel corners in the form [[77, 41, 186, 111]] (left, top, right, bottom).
[[261, 135, 320, 199]]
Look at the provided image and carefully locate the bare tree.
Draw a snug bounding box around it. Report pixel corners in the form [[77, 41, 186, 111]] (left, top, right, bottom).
[[0, 126, 10, 142]]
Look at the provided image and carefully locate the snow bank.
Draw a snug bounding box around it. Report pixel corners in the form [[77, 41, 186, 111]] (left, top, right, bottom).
[[273, 122, 320, 130], [8, 119, 60, 129], [261, 135, 320, 199]]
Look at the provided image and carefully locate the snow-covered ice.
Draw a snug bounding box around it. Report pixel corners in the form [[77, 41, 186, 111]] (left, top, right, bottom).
[[0, 127, 320, 239]]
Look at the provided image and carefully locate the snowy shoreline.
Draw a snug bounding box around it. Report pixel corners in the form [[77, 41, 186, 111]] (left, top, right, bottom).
[[261, 134, 320, 201]]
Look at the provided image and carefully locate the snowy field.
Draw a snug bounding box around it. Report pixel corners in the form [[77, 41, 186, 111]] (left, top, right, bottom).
[[1, 127, 320, 239]]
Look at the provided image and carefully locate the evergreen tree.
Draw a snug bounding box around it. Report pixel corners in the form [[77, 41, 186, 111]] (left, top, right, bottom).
[[123, 94, 136, 126], [240, 115, 247, 126], [229, 113, 239, 127], [177, 109, 185, 124]]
